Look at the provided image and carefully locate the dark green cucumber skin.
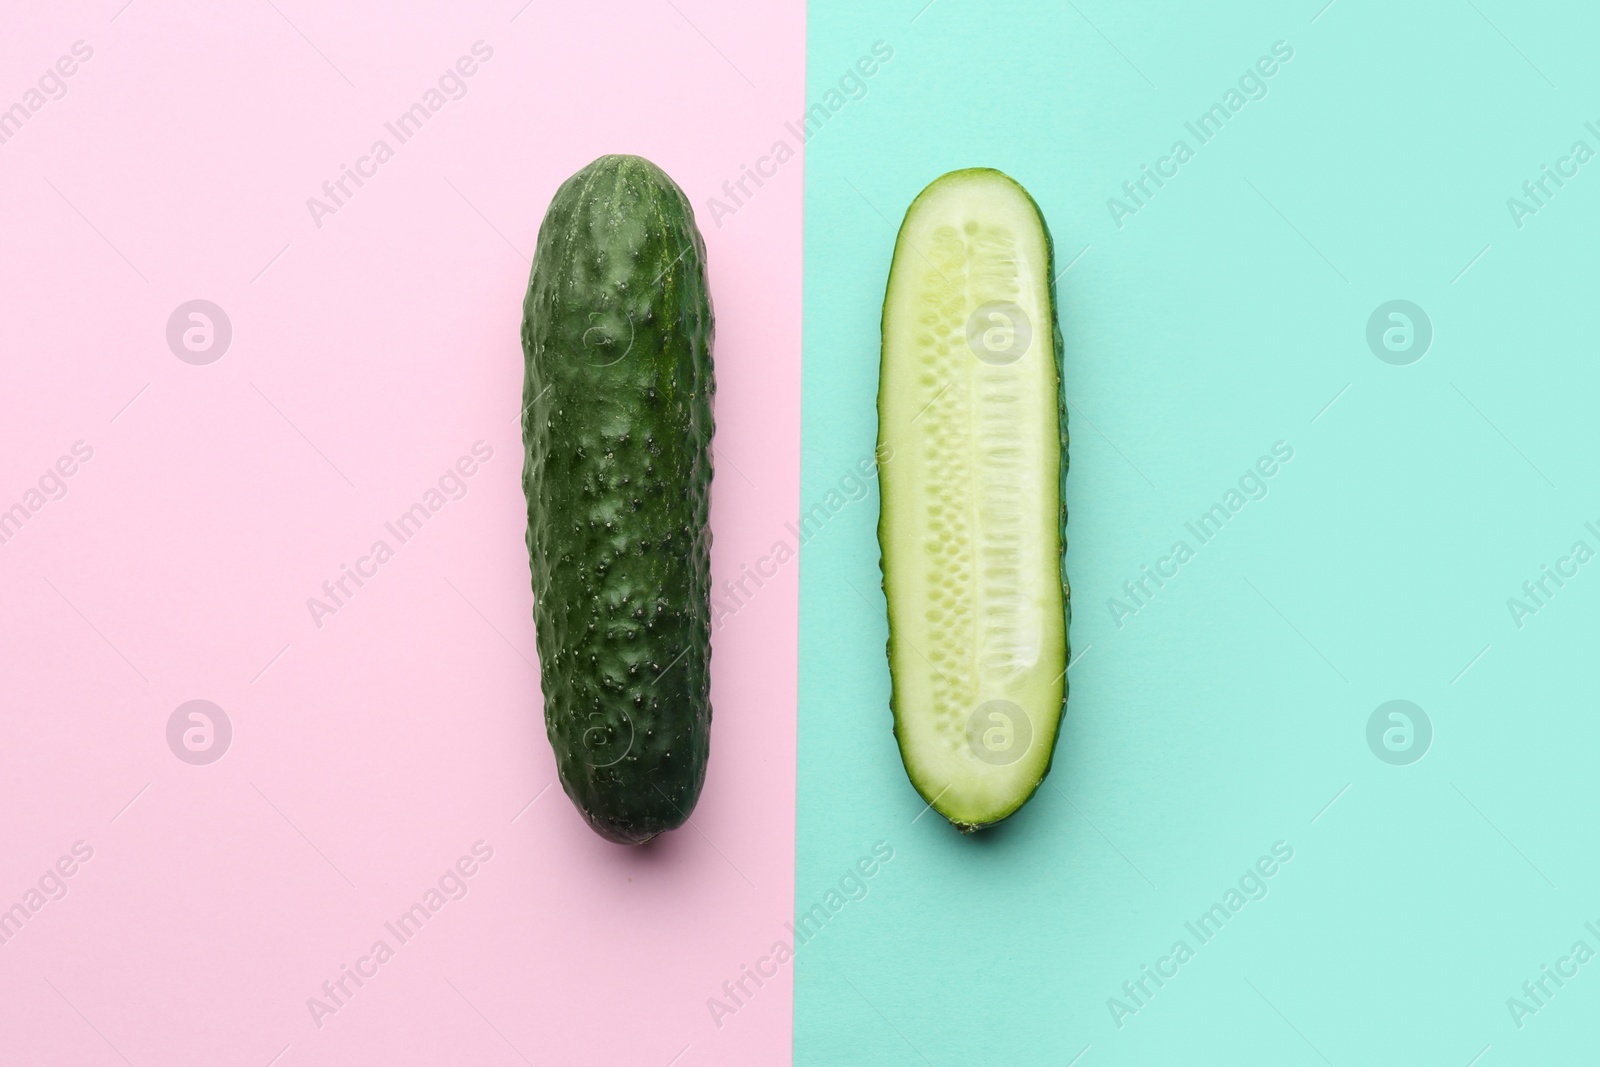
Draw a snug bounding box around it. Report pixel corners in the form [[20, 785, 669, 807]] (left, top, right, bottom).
[[521, 155, 715, 845]]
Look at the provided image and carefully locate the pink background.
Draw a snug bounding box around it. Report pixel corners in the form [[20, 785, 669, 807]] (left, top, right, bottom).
[[0, 2, 803, 1064]]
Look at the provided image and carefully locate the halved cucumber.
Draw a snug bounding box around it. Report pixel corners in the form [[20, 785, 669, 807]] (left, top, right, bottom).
[[877, 168, 1068, 832]]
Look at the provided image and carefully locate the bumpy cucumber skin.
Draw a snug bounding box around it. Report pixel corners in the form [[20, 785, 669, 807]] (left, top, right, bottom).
[[522, 155, 715, 845], [877, 168, 1070, 833]]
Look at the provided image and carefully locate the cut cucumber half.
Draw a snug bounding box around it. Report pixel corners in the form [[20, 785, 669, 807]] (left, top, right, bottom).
[[877, 168, 1068, 832]]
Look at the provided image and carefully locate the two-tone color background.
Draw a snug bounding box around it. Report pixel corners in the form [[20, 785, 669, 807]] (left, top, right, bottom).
[[3, 1, 1598, 1064]]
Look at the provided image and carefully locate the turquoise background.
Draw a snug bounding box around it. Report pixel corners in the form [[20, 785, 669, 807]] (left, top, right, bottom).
[[796, 1, 1600, 1064]]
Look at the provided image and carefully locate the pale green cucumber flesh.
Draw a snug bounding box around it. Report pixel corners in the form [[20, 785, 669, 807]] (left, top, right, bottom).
[[877, 168, 1068, 831]]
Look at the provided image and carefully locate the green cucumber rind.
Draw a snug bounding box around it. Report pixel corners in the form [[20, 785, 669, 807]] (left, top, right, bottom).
[[522, 154, 715, 845], [875, 167, 1070, 833]]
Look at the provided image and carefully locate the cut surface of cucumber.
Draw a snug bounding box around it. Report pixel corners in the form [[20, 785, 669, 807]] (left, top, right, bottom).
[[877, 168, 1068, 832]]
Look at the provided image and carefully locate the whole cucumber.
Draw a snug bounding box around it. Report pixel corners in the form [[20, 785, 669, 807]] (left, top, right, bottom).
[[521, 155, 715, 844]]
